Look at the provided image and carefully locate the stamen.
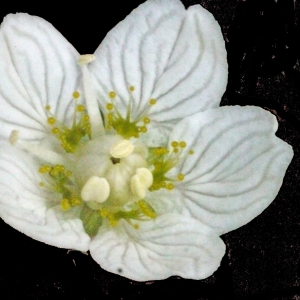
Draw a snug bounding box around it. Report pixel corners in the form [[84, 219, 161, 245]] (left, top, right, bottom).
[[110, 140, 135, 158], [9, 130, 65, 165], [9, 130, 19, 145], [131, 168, 153, 199], [79, 55, 105, 138], [135, 168, 153, 187], [77, 54, 96, 66], [81, 176, 110, 203]]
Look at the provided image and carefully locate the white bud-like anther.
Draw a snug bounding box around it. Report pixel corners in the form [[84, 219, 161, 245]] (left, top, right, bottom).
[[130, 168, 153, 199], [9, 130, 19, 145], [135, 168, 153, 187], [110, 140, 135, 159], [81, 176, 110, 203], [78, 54, 96, 66]]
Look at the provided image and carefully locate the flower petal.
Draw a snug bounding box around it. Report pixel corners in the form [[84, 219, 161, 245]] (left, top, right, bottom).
[[90, 214, 225, 281], [0, 14, 82, 141], [0, 140, 90, 251], [91, 0, 227, 126], [166, 106, 293, 234]]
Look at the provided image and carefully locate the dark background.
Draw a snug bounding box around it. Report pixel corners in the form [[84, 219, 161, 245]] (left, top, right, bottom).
[[1, 0, 300, 299]]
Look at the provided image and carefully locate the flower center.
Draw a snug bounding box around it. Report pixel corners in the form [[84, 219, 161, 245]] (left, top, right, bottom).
[[9, 56, 193, 237]]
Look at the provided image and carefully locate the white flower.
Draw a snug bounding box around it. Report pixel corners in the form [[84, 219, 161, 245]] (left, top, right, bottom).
[[0, 0, 293, 281]]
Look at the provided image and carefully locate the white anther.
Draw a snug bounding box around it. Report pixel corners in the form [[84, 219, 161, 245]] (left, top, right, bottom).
[[130, 168, 153, 199], [9, 130, 19, 145], [81, 176, 110, 203], [110, 140, 135, 159], [9, 130, 65, 165], [135, 168, 153, 187], [77, 54, 96, 66]]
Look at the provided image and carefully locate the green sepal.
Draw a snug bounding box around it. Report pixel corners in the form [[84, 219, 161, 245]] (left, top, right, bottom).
[[80, 205, 103, 237]]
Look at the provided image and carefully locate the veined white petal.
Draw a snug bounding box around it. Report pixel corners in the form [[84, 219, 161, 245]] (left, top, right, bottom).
[[149, 4, 228, 121], [0, 141, 90, 251], [0, 13, 82, 141], [166, 106, 293, 234], [90, 214, 225, 281], [91, 0, 227, 134]]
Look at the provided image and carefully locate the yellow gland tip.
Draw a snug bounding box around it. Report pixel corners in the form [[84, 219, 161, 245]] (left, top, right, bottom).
[[38, 165, 51, 173], [83, 115, 90, 121], [100, 208, 108, 217], [177, 173, 184, 181], [179, 141, 186, 148], [65, 170, 72, 177], [61, 198, 71, 211], [109, 219, 118, 227], [189, 149, 194, 155], [140, 126, 147, 133], [149, 98, 157, 105], [45, 105, 51, 111], [47, 117, 56, 125], [76, 105, 85, 112], [109, 91, 116, 99], [73, 91, 80, 99], [143, 117, 150, 124], [160, 181, 167, 188], [56, 165, 65, 172], [51, 127, 60, 134], [70, 197, 82, 206], [106, 103, 114, 110], [166, 182, 174, 190], [129, 86, 135, 92], [171, 141, 178, 148]]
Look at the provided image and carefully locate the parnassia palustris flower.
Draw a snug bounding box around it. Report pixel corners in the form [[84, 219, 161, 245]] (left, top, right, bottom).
[[0, 0, 293, 281]]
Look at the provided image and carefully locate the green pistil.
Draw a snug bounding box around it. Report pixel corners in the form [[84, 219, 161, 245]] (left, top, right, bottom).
[[80, 205, 103, 237]]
